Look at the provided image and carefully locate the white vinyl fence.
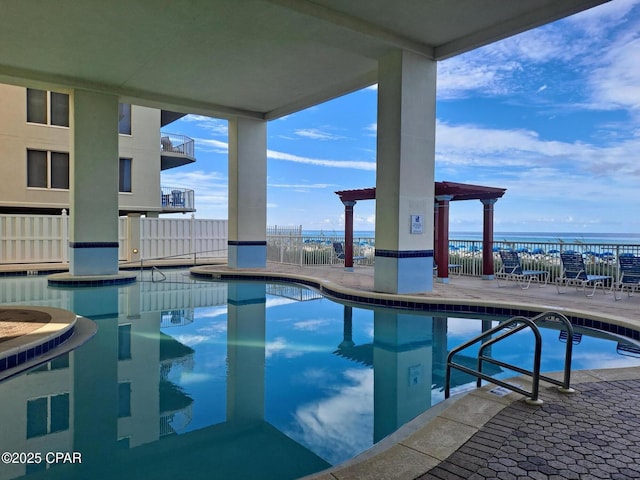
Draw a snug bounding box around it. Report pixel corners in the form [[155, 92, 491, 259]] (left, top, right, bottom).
[[140, 217, 228, 261], [0, 212, 228, 265]]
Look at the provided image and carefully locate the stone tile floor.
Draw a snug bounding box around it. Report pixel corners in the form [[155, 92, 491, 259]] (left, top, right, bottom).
[[420, 378, 640, 480]]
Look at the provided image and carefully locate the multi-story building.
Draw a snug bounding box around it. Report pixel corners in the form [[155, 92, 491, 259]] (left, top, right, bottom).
[[0, 83, 196, 217]]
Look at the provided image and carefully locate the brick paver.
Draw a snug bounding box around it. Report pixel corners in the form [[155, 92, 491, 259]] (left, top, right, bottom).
[[418, 380, 640, 480]]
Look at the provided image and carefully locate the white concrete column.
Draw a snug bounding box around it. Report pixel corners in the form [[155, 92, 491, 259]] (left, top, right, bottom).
[[228, 117, 267, 268], [373, 311, 433, 442], [226, 283, 266, 424], [69, 89, 120, 275], [374, 50, 437, 293]]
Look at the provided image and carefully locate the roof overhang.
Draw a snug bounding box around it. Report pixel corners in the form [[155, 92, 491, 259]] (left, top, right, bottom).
[[0, 0, 609, 120]]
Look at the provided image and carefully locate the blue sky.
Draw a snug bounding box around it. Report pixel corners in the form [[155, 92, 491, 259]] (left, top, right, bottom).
[[162, 0, 640, 234]]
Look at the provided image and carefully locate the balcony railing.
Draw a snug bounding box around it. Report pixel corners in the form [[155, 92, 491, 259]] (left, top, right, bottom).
[[160, 132, 194, 157], [161, 186, 195, 211]]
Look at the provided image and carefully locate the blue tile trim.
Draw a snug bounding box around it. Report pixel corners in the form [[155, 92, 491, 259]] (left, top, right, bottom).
[[228, 240, 267, 246], [0, 326, 75, 374], [228, 298, 267, 306], [191, 271, 640, 344], [48, 277, 136, 288], [69, 242, 119, 248], [0, 270, 67, 277], [375, 249, 434, 258]]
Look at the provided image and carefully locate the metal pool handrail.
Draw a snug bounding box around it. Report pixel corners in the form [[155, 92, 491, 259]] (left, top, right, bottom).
[[445, 311, 575, 405]]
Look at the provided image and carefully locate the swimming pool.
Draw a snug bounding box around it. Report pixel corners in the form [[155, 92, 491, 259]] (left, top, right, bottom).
[[1, 269, 639, 480]]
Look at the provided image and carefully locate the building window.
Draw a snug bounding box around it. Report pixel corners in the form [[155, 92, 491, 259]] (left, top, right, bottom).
[[28, 353, 70, 374], [27, 150, 69, 189], [119, 103, 131, 135], [50, 92, 69, 127], [50, 152, 69, 189], [118, 324, 132, 360], [118, 382, 132, 418], [26, 89, 47, 124], [119, 158, 132, 193], [26, 88, 69, 127], [27, 150, 47, 188], [26, 393, 70, 439]]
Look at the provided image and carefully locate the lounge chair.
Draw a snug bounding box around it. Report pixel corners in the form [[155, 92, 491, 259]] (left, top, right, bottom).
[[556, 252, 612, 297], [433, 260, 462, 277], [495, 250, 549, 289], [332, 242, 366, 264], [614, 255, 640, 300]]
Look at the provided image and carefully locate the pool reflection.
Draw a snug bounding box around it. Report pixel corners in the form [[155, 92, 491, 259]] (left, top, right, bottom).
[[0, 273, 637, 480]]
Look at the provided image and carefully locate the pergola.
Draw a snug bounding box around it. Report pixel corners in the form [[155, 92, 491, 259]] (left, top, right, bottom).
[[336, 181, 506, 281]]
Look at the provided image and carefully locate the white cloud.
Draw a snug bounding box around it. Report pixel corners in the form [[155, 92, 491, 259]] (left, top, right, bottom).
[[438, 57, 522, 99], [268, 183, 338, 189], [294, 128, 345, 141], [364, 123, 377, 136], [435, 120, 640, 178], [194, 137, 229, 154], [181, 115, 228, 136], [293, 319, 333, 331], [588, 36, 640, 112], [267, 149, 376, 171], [287, 368, 373, 464], [437, 1, 640, 102]]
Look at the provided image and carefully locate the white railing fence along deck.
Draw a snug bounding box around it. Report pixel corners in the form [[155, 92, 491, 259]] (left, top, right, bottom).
[[267, 233, 375, 266], [0, 211, 227, 265], [3, 213, 640, 281], [266, 234, 640, 280]]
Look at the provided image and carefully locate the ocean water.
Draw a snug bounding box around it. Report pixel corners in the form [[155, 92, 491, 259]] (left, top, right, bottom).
[[303, 230, 640, 245]]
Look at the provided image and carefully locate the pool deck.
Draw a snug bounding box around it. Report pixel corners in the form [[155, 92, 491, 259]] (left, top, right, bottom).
[[2, 261, 640, 479]]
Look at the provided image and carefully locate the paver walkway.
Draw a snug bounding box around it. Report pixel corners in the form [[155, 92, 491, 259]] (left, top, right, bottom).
[[420, 379, 640, 480]]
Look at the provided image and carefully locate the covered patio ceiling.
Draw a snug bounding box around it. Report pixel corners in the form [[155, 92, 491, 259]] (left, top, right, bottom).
[[0, 0, 608, 120], [335, 181, 507, 204]]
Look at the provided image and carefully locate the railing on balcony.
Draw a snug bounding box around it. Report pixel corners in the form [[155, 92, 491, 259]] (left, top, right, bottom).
[[160, 132, 194, 157], [161, 186, 195, 211]]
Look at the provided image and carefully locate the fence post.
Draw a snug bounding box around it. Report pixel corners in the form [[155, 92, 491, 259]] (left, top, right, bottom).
[[127, 213, 142, 263], [61, 209, 69, 264], [191, 214, 196, 263]]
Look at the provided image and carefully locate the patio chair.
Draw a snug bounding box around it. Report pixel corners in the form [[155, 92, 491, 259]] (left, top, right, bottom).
[[556, 252, 612, 297], [433, 260, 462, 277], [614, 255, 640, 301], [171, 190, 185, 207], [332, 242, 366, 264], [495, 250, 549, 289]]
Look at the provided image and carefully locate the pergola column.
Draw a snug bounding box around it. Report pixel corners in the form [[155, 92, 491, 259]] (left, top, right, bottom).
[[481, 198, 498, 279], [228, 117, 267, 268], [342, 200, 356, 270], [435, 195, 454, 284], [374, 49, 437, 294], [69, 89, 119, 276]]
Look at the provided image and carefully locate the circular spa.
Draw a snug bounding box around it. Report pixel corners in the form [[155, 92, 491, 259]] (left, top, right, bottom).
[[0, 269, 639, 480], [0, 306, 89, 380]]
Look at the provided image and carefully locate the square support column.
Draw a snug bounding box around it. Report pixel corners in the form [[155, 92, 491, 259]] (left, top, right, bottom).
[[226, 283, 266, 424], [69, 89, 120, 276], [482, 198, 498, 279], [228, 117, 267, 268], [374, 50, 437, 293], [435, 195, 454, 284]]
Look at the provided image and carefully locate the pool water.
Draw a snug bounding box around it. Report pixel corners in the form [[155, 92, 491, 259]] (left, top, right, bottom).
[[1, 270, 639, 480]]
